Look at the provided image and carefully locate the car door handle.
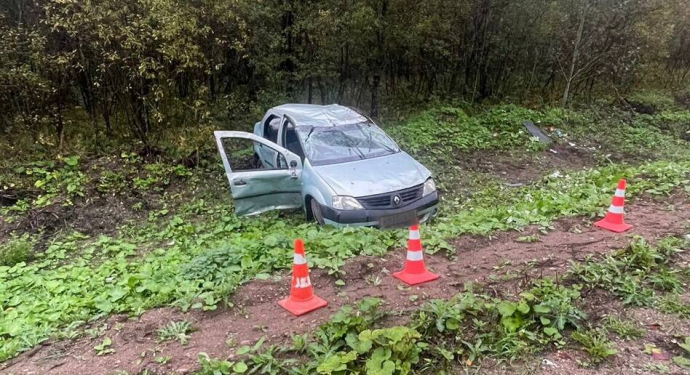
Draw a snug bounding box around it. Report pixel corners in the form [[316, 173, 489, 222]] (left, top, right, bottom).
[[233, 179, 247, 186]]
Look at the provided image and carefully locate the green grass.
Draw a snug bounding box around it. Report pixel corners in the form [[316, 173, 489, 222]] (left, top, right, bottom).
[[571, 329, 618, 365], [626, 91, 678, 112], [384, 103, 689, 171], [603, 317, 644, 340], [571, 236, 686, 306], [657, 294, 690, 318], [386, 105, 562, 163]]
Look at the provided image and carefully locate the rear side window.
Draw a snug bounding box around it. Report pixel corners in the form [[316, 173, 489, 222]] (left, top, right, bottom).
[[265, 116, 280, 143]]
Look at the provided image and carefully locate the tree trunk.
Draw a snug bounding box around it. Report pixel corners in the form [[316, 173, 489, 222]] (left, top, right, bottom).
[[562, 4, 586, 108], [370, 0, 388, 118], [307, 76, 313, 104], [370, 74, 380, 118]]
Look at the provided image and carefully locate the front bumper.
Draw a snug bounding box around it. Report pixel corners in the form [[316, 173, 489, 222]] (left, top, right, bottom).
[[320, 192, 439, 228]]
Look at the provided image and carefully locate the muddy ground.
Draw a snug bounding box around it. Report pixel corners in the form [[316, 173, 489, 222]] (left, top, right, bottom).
[[3, 192, 688, 375]]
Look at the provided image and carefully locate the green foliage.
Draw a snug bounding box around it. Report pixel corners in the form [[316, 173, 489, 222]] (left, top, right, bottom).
[[0, 234, 34, 267], [388, 105, 557, 160], [516, 234, 540, 243], [648, 268, 683, 294], [194, 232, 687, 373], [8, 157, 87, 209], [315, 298, 385, 349], [410, 280, 585, 366], [432, 160, 690, 241], [602, 317, 644, 340], [526, 279, 587, 333], [97, 171, 127, 193], [357, 327, 422, 374], [626, 91, 678, 112], [157, 321, 192, 345], [571, 329, 617, 365], [4, 0, 689, 154], [571, 236, 687, 306], [315, 326, 423, 374], [228, 337, 285, 374], [133, 163, 192, 192], [197, 352, 248, 375], [657, 294, 690, 318], [619, 126, 679, 154], [562, 106, 690, 161], [672, 337, 690, 369], [200, 280, 586, 372], [0, 159, 688, 363], [156, 355, 172, 364], [94, 337, 115, 356]]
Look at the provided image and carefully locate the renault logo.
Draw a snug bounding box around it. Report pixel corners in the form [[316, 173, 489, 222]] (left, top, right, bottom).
[[393, 195, 402, 205]]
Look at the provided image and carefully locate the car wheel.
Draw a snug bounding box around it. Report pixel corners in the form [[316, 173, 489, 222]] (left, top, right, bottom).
[[310, 199, 325, 225]]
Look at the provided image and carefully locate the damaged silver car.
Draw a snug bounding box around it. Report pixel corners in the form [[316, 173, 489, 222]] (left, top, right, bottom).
[[214, 104, 439, 228]]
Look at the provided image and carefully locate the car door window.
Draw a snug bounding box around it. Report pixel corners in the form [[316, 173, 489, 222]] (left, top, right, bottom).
[[220, 137, 287, 172]]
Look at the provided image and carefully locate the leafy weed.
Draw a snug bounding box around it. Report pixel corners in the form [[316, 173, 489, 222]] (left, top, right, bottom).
[[571, 329, 617, 365], [157, 321, 192, 345], [603, 317, 644, 340], [94, 337, 115, 356]]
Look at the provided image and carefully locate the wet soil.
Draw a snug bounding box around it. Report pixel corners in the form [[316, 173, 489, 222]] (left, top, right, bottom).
[[3, 193, 688, 375], [461, 142, 597, 185], [0, 155, 202, 242]]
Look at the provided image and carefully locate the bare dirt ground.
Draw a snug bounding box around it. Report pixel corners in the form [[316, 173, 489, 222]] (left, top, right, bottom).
[[0, 156, 197, 241], [461, 142, 597, 185], [3, 192, 688, 375]]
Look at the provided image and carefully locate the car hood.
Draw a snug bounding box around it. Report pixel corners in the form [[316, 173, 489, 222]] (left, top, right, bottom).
[[313, 152, 431, 197]]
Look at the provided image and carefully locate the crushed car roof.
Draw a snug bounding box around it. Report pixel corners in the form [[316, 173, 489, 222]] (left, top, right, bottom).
[[269, 104, 368, 127]]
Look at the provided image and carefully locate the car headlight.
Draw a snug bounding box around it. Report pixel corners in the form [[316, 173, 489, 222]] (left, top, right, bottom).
[[332, 196, 364, 210], [422, 178, 437, 196]]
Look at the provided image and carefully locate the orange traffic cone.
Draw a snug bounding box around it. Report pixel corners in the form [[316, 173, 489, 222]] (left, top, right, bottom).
[[594, 179, 633, 233], [278, 239, 327, 316], [393, 225, 439, 285]]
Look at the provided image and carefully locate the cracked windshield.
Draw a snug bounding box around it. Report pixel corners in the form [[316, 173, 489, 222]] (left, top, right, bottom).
[[297, 122, 399, 165]]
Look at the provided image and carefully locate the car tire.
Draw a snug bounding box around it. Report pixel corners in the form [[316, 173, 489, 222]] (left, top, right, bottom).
[[310, 198, 325, 225]]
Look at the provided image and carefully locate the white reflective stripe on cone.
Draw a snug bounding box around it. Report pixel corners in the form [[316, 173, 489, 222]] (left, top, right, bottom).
[[406, 251, 424, 261], [614, 189, 626, 197], [409, 230, 420, 240], [608, 205, 624, 214], [294, 253, 307, 265], [294, 276, 311, 288]]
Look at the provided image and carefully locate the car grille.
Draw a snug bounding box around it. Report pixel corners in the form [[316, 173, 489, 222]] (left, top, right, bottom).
[[357, 184, 424, 209]]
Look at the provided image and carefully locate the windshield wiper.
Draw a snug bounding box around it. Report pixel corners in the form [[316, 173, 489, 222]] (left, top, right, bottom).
[[303, 126, 316, 144], [333, 129, 365, 160], [363, 123, 397, 156]]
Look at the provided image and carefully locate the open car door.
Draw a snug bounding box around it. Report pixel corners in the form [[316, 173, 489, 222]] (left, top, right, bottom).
[[215, 131, 303, 216]]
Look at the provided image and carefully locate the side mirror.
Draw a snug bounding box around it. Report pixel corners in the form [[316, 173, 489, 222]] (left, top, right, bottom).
[[290, 160, 298, 168]]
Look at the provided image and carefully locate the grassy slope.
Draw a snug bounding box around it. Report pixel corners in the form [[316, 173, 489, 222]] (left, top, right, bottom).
[[1, 98, 689, 363]]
